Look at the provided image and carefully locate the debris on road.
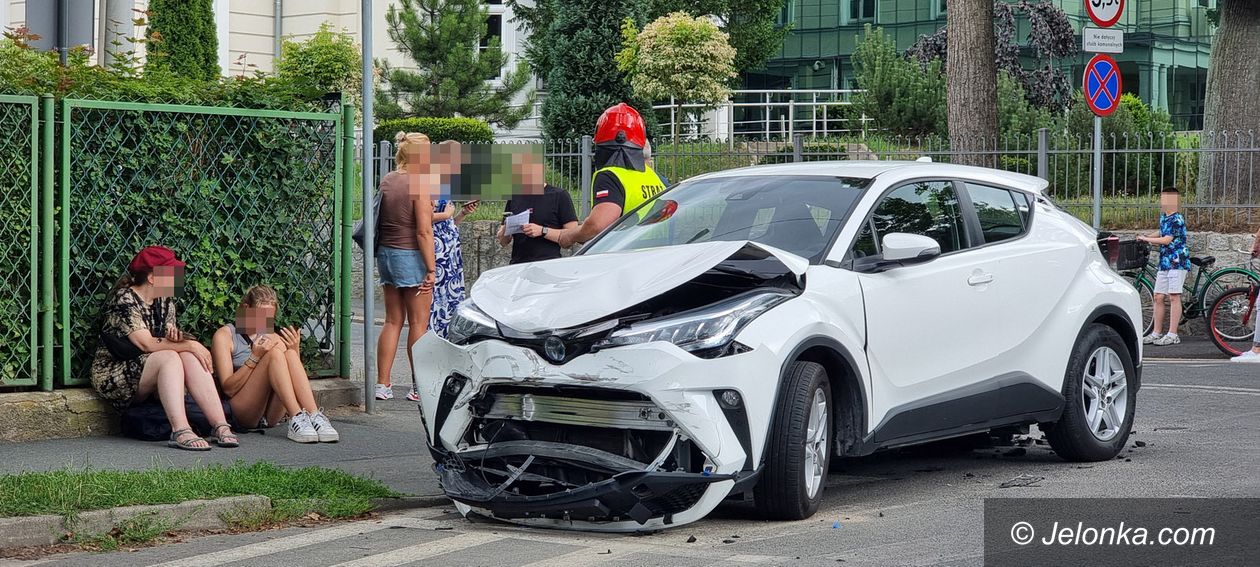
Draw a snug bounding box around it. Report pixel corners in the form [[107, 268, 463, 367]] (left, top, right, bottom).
[[1135, 441, 1148, 447], [686, 535, 697, 543], [999, 474, 1045, 488], [723, 539, 736, 544]]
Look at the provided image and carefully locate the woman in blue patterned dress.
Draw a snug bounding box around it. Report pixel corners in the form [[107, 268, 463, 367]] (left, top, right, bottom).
[[408, 198, 476, 401]]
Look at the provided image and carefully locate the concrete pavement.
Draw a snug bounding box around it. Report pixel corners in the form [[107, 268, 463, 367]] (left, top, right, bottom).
[[4, 358, 1257, 566]]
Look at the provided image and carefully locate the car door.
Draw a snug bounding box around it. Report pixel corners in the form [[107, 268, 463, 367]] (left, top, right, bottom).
[[961, 182, 1080, 378], [852, 180, 1007, 434]]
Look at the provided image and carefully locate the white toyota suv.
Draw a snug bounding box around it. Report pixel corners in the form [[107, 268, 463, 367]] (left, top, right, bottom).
[[411, 161, 1142, 532]]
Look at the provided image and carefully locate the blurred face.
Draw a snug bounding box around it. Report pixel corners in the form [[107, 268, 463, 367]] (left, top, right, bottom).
[[235, 302, 277, 334], [1160, 192, 1180, 214], [149, 266, 184, 298], [401, 143, 431, 174], [512, 151, 545, 195]]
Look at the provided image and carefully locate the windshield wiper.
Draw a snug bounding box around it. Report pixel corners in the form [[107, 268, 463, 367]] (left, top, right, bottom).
[[683, 228, 710, 244]]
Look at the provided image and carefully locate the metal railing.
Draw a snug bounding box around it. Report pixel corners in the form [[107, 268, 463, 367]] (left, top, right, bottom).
[[652, 90, 872, 143], [0, 96, 354, 391]]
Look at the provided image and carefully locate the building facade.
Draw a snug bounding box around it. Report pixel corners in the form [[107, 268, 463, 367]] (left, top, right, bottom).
[[755, 0, 1217, 129], [1, 0, 541, 138]]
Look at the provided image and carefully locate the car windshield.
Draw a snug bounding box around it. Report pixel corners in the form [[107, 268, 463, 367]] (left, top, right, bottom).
[[582, 175, 869, 263]]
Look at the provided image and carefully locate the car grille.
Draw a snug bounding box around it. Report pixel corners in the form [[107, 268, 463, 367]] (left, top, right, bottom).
[[481, 391, 674, 432], [641, 483, 709, 516]]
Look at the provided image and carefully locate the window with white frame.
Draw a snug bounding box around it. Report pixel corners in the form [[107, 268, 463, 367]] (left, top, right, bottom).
[[934, 0, 947, 19], [481, 2, 506, 80]]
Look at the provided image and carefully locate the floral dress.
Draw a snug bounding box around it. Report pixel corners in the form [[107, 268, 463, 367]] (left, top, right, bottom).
[[430, 199, 466, 338], [90, 288, 176, 411]]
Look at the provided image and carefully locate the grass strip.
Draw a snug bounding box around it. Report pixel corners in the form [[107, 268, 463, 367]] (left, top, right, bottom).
[[0, 461, 399, 519]]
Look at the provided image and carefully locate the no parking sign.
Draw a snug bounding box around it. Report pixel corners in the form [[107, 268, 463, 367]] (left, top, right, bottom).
[[1083, 54, 1122, 118]]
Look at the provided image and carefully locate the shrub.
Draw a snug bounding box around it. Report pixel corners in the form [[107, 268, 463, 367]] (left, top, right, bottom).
[[275, 23, 361, 100], [373, 117, 495, 143], [851, 25, 947, 137], [145, 0, 220, 81]]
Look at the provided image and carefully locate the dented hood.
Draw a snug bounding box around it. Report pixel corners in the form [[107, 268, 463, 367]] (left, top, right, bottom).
[[470, 241, 806, 333]]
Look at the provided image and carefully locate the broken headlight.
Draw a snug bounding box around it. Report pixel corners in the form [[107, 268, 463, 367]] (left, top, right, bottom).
[[448, 301, 502, 345], [594, 290, 792, 354]]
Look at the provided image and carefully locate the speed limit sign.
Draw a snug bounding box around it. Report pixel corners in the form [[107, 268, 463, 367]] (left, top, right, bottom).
[[1086, 0, 1124, 28]]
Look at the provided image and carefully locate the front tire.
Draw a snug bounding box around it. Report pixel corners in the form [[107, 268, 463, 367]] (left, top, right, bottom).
[[1208, 286, 1258, 356], [1045, 324, 1137, 462], [754, 360, 832, 520]]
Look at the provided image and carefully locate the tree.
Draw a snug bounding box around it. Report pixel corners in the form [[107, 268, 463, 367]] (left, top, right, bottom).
[[275, 23, 361, 99], [1200, 0, 1260, 205], [906, 1, 1076, 111], [526, 0, 653, 140], [145, 0, 219, 81], [851, 26, 946, 137], [514, 0, 786, 80], [377, 0, 535, 129], [946, 0, 998, 166], [618, 12, 736, 143]]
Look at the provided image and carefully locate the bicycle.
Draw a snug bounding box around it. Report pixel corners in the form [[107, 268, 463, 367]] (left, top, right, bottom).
[[1207, 258, 1260, 356], [1125, 253, 1260, 344]]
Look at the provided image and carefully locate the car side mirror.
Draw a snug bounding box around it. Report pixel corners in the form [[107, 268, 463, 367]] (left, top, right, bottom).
[[853, 233, 942, 273], [882, 233, 941, 263]]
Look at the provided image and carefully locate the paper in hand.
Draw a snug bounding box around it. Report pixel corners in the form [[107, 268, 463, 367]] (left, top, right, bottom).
[[504, 209, 531, 235]]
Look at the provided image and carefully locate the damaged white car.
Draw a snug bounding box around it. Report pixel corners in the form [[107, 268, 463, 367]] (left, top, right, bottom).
[[411, 161, 1142, 532]]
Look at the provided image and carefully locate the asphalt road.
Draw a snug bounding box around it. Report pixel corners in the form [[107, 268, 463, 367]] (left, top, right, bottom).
[[5, 358, 1257, 567]]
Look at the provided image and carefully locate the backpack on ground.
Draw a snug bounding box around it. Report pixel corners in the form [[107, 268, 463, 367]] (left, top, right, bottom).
[[119, 395, 237, 442]]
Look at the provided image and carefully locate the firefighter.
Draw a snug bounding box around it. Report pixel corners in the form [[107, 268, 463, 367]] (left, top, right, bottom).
[[523, 103, 666, 247]]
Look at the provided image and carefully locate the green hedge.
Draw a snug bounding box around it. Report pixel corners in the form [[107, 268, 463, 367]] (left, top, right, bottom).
[[373, 117, 494, 143]]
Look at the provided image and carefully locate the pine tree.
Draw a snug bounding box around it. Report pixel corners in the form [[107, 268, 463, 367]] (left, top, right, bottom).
[[145, 0, 219, 81], [532, 0, 653, 139], [377, 0, 534, 129]]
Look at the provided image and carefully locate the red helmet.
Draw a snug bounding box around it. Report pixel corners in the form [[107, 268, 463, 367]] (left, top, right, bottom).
[[594, 103, 646, 148]]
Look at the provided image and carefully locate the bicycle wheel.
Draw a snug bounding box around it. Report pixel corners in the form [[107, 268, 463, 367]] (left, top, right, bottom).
[[1134, 277, 1154, 337], [1202, 268, 1260, 313], [1208, 286, 1258, 357]]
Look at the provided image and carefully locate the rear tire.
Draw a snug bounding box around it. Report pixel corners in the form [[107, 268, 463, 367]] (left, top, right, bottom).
[[754, 360, 832, 520], [1045, 324, 1137, 462], [1135, 278, 1154, 337]]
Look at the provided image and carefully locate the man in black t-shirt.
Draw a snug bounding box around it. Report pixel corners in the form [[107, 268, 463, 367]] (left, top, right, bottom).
[[498, 151, 579, 264]]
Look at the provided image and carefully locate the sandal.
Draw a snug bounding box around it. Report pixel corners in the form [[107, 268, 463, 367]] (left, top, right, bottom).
[[169, 428, 211, 451], [210, 424, 240, 448]]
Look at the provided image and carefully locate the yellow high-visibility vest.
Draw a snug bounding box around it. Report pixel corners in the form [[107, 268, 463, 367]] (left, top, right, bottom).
[[591, 165, 667, 213]]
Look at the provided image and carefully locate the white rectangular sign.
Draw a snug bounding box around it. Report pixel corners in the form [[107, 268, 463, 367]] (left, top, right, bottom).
[[1083, 27, 1124, 54]]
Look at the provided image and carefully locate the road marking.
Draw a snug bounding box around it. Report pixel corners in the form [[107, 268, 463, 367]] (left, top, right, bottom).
[[329, 532, 502, 567], [1145, 358, 1230, 364], [1144, 383, 1260, 396], [147, 516, 440, 567]]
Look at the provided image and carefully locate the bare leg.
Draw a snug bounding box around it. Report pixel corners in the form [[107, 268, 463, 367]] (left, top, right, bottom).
[[135, 351, 205, 448], [285, 350, 320, 412], [378, 285, 405, 387], [180, 352, 230, 427], [1168, 293, 1183, 335], [227, 349, 301, 427], [403, 286, 434, 388], [1153, 293, 1167, 335]]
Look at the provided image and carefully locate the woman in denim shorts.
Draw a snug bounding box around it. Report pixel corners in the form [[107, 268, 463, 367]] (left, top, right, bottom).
[[374, 132, 437, 400]]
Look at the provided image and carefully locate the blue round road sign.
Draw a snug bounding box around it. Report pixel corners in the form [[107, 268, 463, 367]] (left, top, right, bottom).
[[1084, 54, 1122, 117]]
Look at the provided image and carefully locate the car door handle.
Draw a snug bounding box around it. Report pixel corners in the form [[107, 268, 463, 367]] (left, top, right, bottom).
[[968, 273, 995, 286]]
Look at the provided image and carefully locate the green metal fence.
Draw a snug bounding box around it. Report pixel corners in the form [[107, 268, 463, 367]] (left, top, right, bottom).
[[56, 99, 352, 386], [0, 95, 42, 389]]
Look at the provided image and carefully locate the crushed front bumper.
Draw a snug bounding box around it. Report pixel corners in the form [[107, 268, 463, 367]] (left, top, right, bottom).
[[411, 332, 782, 531]]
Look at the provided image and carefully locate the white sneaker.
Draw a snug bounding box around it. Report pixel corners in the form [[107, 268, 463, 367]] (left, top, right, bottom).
[[375, 384, 394, 400], [309, 410, 340, 443], [1231, 350, 1260, 363], [1153, 334, 1181, 346], [288, 411, 319, 443], [406, 389, 421, 402], [1142, 333, 1163, 345]]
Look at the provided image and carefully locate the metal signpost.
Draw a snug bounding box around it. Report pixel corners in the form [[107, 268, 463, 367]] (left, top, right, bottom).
[[1083, 0, 1125, 229]]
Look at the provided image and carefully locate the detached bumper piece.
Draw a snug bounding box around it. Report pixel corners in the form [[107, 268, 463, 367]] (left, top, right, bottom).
[[434, 440, 734, 525]]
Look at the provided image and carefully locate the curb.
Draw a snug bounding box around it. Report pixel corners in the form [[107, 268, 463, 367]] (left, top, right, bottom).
[[370, 495, 450, 514], [0, 495, 450, 550], [0, 495, 270, 550]]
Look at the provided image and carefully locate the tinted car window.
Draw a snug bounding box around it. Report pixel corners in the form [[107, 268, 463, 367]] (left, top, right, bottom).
[[867, 181, 967, 254], [582, 175, 868, 263], [965, 183, 1025, 244]]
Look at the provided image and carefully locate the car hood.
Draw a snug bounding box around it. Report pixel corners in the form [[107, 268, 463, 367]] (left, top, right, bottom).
[[470, 241, 807, 333]]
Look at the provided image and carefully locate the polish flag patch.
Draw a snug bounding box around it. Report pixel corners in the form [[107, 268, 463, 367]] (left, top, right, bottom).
[[595, 190, 610, 199]]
